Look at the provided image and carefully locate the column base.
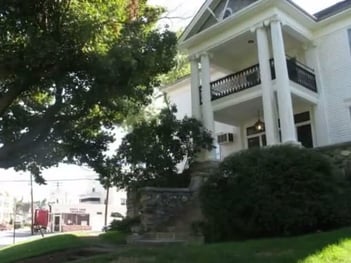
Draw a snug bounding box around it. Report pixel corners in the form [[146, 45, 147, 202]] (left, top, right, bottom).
[[282, 140, 302, 147]]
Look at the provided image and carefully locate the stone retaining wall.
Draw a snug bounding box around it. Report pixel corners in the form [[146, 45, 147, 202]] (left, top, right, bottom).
[[316, 142, 351, 177], [139, 187, 193, 232]]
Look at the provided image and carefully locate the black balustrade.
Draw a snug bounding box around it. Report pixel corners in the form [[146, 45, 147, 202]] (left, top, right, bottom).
[[286, 59, 317, 92], [204, 58, 317, 102], [210, 64, 261, 100]]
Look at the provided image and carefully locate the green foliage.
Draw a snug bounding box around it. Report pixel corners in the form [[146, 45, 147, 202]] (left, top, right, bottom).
[[159, 52, 190, 85], [200, 145, 351, 242], [108, 217, 141, 233], [0, 0, 177, 181], [114, 105, 213, 189]]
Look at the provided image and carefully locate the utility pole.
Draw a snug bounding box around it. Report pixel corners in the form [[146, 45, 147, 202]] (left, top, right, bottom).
[[30, 173, 34, 235], [104, 185, 110, 229], [13, 199, 16, 244]]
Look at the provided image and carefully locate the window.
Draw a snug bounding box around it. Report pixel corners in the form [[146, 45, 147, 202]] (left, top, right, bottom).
[[120, 198, 126, 206], [80, 197, 101, 203], [246, 125, 266, 149], [223, 8, 232, 19]]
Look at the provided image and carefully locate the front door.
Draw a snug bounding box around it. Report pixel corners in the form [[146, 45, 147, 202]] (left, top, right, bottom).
[[294, 112, 313, 148], [297, 124, 313, 148]]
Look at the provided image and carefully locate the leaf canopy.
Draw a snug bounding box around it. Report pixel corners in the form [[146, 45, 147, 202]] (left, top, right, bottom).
[[114, 105, 214, 189], [0, 0, 177, 182]]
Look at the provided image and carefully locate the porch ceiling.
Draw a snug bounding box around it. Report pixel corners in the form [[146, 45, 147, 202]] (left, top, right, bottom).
[[209, 29, 305, 73], [214, 97, 263, 126], [214, 93, 314, 127]]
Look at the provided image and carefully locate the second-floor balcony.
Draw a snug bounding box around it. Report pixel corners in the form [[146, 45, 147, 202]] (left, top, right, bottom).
[[208, 58, 317, 101]]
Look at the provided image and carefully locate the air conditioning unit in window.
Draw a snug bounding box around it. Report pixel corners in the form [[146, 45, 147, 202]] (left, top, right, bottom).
[[217, 133, 234, 145]]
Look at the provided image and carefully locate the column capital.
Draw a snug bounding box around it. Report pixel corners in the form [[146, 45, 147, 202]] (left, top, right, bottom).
[[188, 54, 199, 62], [250, 22, 264, 33], [270, 15, 281, 24], [199, 51, 213, 59], [269, 15, 287, 27]]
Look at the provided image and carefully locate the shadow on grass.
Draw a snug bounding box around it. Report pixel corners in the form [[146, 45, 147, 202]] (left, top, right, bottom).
[[1, 228, 351, 263], [73, 227, 351, 263], [0, 232, 125, 263]]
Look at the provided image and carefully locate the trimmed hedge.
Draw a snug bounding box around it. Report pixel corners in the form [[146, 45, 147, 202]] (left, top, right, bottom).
[[200, 145, 351, 242]]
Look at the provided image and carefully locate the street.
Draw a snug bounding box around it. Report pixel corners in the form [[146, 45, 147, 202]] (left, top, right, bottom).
[[0, 228, 43, 249]]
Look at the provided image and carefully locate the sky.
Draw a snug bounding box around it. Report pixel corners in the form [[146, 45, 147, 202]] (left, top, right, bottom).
[[0, 0, 341, 201]]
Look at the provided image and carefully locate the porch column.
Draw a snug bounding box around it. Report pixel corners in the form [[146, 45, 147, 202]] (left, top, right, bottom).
[[255, 25, 279, 145], [200, 52, 216, 160], [270, 18, 297, 143], [190, 56, 201, 120], [304, 43, 330, 146]]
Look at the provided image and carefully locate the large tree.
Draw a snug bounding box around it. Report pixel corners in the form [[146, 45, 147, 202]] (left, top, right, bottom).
[[0, 0, 177, 182]]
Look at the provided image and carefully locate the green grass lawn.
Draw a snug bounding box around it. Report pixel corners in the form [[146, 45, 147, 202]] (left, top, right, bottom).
[[0, 234, 85, 263], [1, 228, 351, 263], [75, 227, 351, 263], [99, 230, 128, 245]]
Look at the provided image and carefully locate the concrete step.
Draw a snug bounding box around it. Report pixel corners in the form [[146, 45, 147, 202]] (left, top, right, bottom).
[[127, 232, 204, 245]]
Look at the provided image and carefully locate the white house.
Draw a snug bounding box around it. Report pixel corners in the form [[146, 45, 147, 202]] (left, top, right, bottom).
[[163, 0, 351, 160]]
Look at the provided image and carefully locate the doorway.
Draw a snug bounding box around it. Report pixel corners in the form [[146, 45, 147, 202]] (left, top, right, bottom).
[[54, 215, 60, 232]]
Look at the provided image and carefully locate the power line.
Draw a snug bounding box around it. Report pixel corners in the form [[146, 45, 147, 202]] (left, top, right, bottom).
[[0, 178, 99, 183]]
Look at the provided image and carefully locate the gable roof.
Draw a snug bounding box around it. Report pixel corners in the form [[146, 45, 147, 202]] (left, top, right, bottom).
[[314, 0, 351, 20], [180, 0, 260, 42], [180, 0, 351, 45]]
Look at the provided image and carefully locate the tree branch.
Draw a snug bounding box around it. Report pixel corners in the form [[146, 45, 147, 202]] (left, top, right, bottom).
[[0, 87, 64, 165]]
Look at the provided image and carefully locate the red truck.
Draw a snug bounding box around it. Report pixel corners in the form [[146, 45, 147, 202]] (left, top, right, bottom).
[[33, 209, 50, 235]]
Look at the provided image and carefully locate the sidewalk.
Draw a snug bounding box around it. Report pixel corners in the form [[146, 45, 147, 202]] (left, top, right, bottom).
[[0, 228, 36, 249]]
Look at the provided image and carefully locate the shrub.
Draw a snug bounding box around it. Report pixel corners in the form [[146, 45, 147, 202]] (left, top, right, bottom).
[[200, 145, 351, 242], [108, 217, 140, 233]]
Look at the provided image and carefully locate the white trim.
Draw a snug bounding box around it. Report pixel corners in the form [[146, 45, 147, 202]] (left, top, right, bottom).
[[207, 6, 220, 22], [212, 87, 262, 112], [222, 7, 233, 20]]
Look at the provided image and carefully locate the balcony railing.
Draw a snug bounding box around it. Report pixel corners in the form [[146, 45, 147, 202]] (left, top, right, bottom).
[[206, 58, 317, 101], [211, 64, 261, 100]]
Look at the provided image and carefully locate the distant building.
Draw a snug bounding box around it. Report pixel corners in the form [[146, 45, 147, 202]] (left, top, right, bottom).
[[0, 190, 14, 224], [49, 183, 126, 232]]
